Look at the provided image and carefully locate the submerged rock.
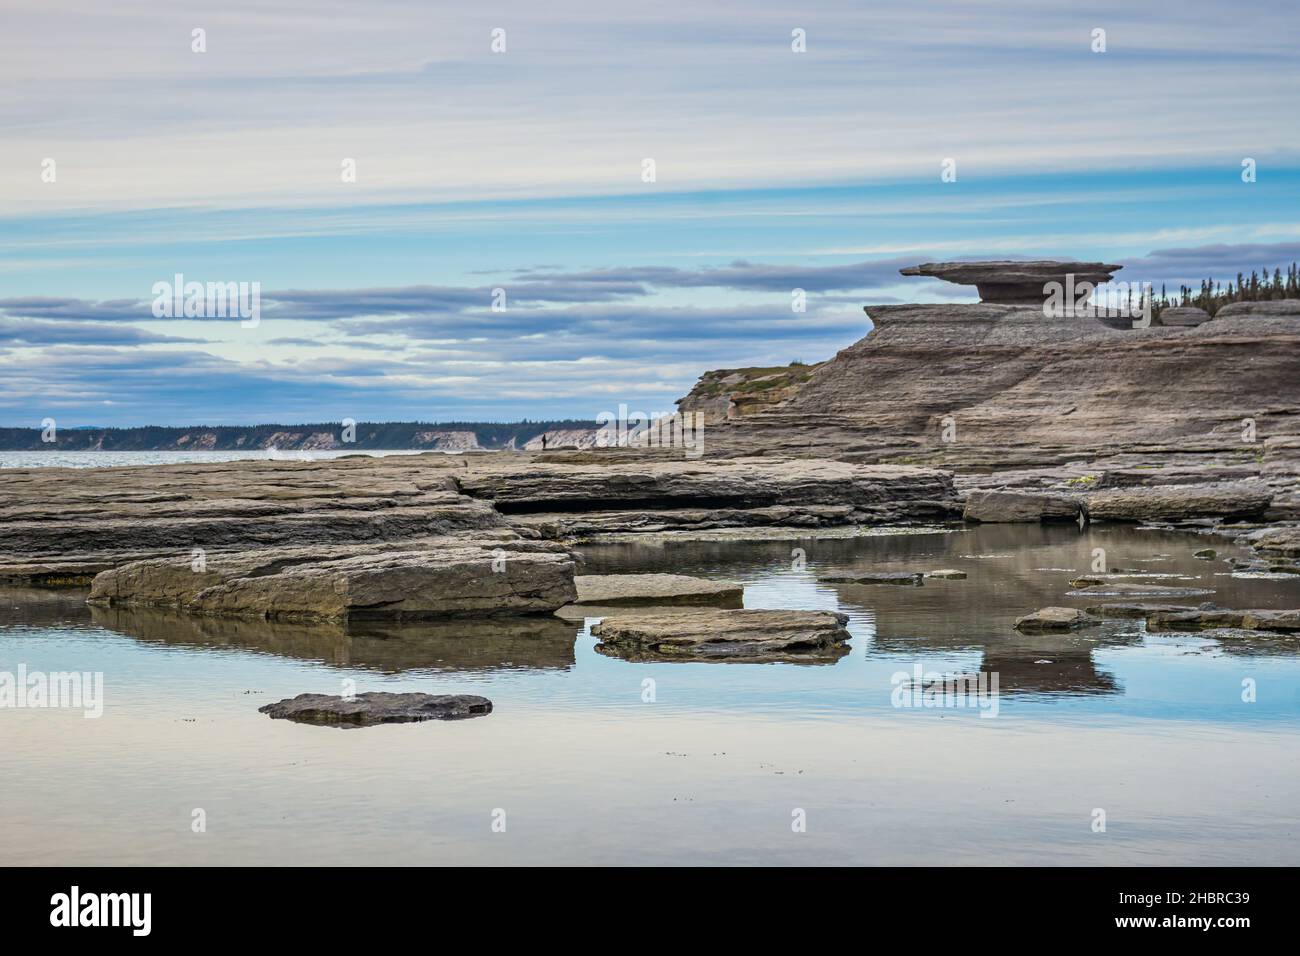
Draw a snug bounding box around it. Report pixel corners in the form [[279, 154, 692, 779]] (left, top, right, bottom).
[[1145, 608, 1248, 631], [572, 573, 743, 607], [1065, 581, 1215, 597], [1085, 602, 1211, 619], [259, 692, 492, 727], [1140, 607, 1299, 634], [1014, 607, 1099, 631], [963, 490, 1084, 524], [1193, 548, 1217, 559], [821, 571, 925, 586], [592, 608, 851, 663]]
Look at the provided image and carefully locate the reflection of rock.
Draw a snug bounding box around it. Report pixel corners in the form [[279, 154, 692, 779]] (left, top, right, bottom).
[[963, 490, 1083, 523], [899, 260, 1122, 305], [259, 692, 492, 727], [592, 608, 851, 663], [88, 541, 576, 622], [89, 604, 578, 672], [1014, 607, 1098, 631], [573, 573, 742, 607]]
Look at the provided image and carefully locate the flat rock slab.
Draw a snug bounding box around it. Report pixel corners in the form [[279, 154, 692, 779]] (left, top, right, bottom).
[[1066, 581, 1215, 597], [89, 539, 576, 622], [963, 490, 1083, 523], [592, 608, 851, 663], [1087, 484, 1273, 522], [925, 569, 968, 579], [455, 456, 955, 516], [1014, 607, 1099, 631], [900, 260, 1122, 304], [573, 573, 743, 607], [259, 692, 492, 727], [1142, 607, 1300, 634], [822, 571, 924, 586]]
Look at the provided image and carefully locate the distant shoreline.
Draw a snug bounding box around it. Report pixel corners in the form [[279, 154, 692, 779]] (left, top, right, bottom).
[[0, 420, 599, 453]]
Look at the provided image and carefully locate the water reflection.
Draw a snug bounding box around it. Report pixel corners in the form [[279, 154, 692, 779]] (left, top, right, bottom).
[[87, 605, 579, 673]]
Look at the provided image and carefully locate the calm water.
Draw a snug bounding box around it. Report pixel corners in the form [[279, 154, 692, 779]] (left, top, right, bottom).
[[0, 449, 439, 469], [3, 523, 1298, 865]]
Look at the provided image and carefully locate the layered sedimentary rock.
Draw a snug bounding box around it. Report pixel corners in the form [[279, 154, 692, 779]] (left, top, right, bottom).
[[591, 608, 852, 663], [88, 540, 576, 622], [454, 455, 955, 522], [963, 490, 1084, 523], [572, 573, 743, 607], [0, 455, 506, 582], [694, 301, 1300, 473], [899, 260, 1122, 304], [1084, 483, 1273, 522]]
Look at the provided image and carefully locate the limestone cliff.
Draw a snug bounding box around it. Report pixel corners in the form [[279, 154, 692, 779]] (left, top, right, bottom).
[[691, 302, 1300, 468]]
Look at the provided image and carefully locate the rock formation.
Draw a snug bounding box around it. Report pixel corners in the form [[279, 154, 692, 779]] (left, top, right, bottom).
[[88, 539, 576, 622], [571, 573, 743, 607], [899, 260, 1123, 304], [591, 608, 852, 663], [259, 692, 493, 727]]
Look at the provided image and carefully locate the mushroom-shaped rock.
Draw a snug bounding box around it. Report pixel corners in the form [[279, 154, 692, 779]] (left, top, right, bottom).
[[900, 260, 1122, 305]]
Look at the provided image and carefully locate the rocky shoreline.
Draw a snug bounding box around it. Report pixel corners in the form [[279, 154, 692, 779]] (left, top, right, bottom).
[[1, 261, 1296, 656]]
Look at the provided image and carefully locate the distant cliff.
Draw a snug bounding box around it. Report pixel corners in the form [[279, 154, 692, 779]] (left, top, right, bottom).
[[0, 421, 600, 452]]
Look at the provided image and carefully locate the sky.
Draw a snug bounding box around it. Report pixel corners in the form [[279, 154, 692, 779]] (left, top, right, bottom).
[[1, 0, 1297, 427]]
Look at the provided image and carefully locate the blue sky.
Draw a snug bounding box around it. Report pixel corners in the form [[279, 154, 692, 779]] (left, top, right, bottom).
[[1, 0, 1297, 426]]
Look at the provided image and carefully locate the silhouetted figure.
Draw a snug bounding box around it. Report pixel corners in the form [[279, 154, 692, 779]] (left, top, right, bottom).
[[541, 434, 547, 450]]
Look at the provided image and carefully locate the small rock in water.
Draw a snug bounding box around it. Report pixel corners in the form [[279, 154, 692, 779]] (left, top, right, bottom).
[[925, 569, 967, 579], [1193, 549, 1217, 560], [821, 571, 924, 586], [1014, 607, 1099, 632], [259, 692, 492, 727], [1066, 581, 1214, 597]]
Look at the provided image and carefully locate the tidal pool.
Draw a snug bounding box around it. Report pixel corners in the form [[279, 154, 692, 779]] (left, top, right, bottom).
[[2, 523, 1298, 865]]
